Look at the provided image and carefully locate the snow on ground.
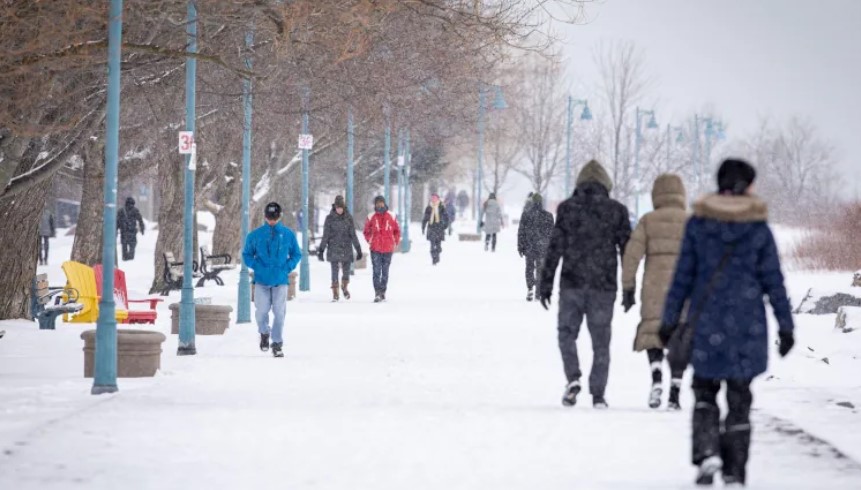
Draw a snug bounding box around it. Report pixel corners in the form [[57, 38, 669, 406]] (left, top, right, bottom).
[[2, 218, 861, 489]]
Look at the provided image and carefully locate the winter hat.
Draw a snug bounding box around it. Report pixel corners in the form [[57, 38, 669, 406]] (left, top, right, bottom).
[[333, 195, 346, 208], [576, 160, 613, 192], [264, 202, 282, 220], [488, 192, 497, 200], [717, 159, 756, 196], [125, 197, 135, 207], [374, 195, 387, 206], [532, 193, 544, 205]]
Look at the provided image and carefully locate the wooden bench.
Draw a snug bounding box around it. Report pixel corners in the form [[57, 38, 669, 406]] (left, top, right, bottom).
[[30, 273, 82, 330], [197, 246, 236, 287], [94, 264, 163, 324], [161, 251, 200, 296]]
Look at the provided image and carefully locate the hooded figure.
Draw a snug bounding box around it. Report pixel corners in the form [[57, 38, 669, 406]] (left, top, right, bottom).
[[364, 196, 401, 302], [621, 174, 688, 410], [659, 159, 795, 486], [318, 195, 363, 301], [540, 160, 632, 409], [422, 193, 450, 265], [117, 197, 145, 261], [517, 193, 554, 301], [480, 192, 504, 252], [38, 208, 55, 266]]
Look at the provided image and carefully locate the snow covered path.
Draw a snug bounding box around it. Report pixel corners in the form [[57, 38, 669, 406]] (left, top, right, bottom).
[[2, 225, 861, 489]]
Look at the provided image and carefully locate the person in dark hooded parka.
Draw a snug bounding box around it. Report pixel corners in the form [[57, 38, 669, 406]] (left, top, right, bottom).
[[117, 197, 145, 261], [659, 159, 795, 487], [540, 160, 632, 410], [517, 192, 554, 302], [318, 195, 363, 301]]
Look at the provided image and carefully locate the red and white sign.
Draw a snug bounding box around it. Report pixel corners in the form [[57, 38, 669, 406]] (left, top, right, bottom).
[[178, 131, 194, 154], [298, 134, 314, 150]]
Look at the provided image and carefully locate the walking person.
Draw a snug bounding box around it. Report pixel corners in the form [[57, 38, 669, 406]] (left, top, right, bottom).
[[539, 160, 632, 409], [480, 192, 504, 252], [242, 202, 303, 358], [364, 196, 401, 303], [444, 190, 457, 236], [517, 193, 554, 302], [117, 197, 145, 261], [660, 159, 794, 487], [317, 196, 363, 302], [422, 193, 450, 265], [621, 174, 688, 410], [38, 208, 55, 266]]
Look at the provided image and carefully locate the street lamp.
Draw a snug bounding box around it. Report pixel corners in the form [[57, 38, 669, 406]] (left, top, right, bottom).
[[402, 128, 412, 253], [299, 91, 311, 292], [633, 107, 658, 219], [92, 0, 124, 394], [565, 96, 592, 197], [476, 83, 507, 234], [665, 124, 684, 170], [178, 0, 198, 356], [237, 29, 253, 324], [692, 115, 726, 195], [702, 117, 725, 184]]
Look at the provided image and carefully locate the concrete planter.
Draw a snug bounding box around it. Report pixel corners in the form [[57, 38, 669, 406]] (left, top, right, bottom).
[[82, 329, 166, 378], [458, 233, 481, 242], [169, 303, 233, 335]]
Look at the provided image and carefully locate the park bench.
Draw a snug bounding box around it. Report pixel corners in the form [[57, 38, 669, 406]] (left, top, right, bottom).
[[62, 261, 128, 324], [196, 246, 236, 287], [30, 273, 82, 330], [161, 251, 200, 296], [94, 264, 163, 324]]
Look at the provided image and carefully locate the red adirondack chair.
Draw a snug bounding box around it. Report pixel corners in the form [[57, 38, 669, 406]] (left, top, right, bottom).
[[93, 264, 162, 324]]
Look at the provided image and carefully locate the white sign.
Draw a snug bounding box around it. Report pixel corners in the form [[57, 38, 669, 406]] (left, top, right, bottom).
[[397, 156, 405, 167], [178, 131, 194, 154], [188, 144, 198, 171], [298, 134, 314, 150]]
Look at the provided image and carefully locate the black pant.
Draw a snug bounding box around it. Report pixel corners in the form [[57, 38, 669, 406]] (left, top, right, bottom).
[[371, 252, 392, 293], [38, 236, 49, 264], [692, 377, 753, 484], [485, 233, 497, 251], [557, 288, 615, 397], [121, 235, 137, 261], [430, 239, 442, 263], [525, 254, 543, 290], [330, 261, 350, 283], [647, 348, 685, 384]]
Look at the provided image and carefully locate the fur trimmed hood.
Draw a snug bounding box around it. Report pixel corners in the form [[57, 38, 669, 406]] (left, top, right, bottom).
[[693, 194, 768, 222]]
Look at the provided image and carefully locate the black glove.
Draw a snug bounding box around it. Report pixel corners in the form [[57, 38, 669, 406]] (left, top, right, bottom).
[[539, 291, 552, 311], [778, 331, 795, 357], [356, 250, 363, 261], [317, 249, 325, 262], [622, 289, 636, 313], [659, 324, 675, 346], [518, 247, 525, 257]]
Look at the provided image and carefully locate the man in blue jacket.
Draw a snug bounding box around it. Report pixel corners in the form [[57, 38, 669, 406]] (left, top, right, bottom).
[[242, 202, 303, 358], [660, 159, 795, 487]]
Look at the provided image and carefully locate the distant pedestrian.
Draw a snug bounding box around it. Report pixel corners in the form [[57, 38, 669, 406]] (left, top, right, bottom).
[[117, 197, 145, 261], [444, 190, 457, 236], [517, 193, 554, 302], [317, 195, 363, 302], [363, 195, 401, 303], [660, 159, 795, 486], [242, 202, 303, 358], [456, 190, 470, 218], [621, 174, 688, 410], [38, 208, 55, 266], [480, 192, 504, 252], [422, 193, 450, 265], [540, 160, 631, 409]]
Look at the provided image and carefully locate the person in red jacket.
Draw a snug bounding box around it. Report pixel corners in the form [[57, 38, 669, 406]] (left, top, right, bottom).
[[363, 195, 401, 302]]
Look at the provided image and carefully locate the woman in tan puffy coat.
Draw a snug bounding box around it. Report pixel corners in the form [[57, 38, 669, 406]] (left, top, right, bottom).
[[621, 174, 687, 410]]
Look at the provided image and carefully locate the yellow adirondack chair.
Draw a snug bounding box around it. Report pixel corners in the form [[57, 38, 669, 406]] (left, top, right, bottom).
[[62, 261, 129, 323]]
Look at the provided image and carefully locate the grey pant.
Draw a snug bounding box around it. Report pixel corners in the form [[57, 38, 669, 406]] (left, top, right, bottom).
[[557, 288, 616, 397]]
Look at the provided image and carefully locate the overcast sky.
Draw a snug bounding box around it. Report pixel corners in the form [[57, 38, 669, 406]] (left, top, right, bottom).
[[548, 0, 861, 198]]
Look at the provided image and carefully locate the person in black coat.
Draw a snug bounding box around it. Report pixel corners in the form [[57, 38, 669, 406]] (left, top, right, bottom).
[[540, 160, 632, 409], [659, 159, 795, 486], [117, 197, 145, 261], [517, 193, 554, 302], [421, 193, 450, 265], [317, 195, 363, 301]]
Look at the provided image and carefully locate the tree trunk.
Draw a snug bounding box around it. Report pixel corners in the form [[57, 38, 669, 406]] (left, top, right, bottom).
[[149, 155, 184, 294], [212, 173, 243, 258], [71, 140, 106, 266], [0, 173, 54, 320]]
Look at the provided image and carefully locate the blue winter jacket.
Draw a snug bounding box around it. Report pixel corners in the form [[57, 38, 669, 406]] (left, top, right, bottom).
[[662, 194, 794, 380], [242, 222, 303, 287]]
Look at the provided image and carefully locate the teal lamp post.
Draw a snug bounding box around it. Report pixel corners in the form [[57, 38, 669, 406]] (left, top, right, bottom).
[[565, 96, 592, 197], [633, 107, 658, 219], [237, 30, 253, 324]]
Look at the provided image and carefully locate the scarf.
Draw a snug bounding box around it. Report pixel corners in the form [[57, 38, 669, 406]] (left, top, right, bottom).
[[430, 202, 441, 224]]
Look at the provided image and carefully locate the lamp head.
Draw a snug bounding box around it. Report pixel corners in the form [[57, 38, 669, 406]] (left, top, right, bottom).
[[646, 112, 658, 130], [492, 85, 508, 110], [580, 103, 593, 121]]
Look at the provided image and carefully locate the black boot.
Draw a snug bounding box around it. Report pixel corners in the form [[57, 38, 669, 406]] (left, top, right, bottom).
[[668, 382, 682, 411], [526, 287, 534, 302], [562, 381, 581, 407], [259, 333, 270, 352], [272, 342, 284, 358]]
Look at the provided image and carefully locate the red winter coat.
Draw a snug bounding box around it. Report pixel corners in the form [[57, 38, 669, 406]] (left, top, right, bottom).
[[363, 211, 401, 253]]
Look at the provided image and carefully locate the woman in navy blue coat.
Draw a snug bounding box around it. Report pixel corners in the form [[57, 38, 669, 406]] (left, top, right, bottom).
[[660, 159, 795, 487]]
